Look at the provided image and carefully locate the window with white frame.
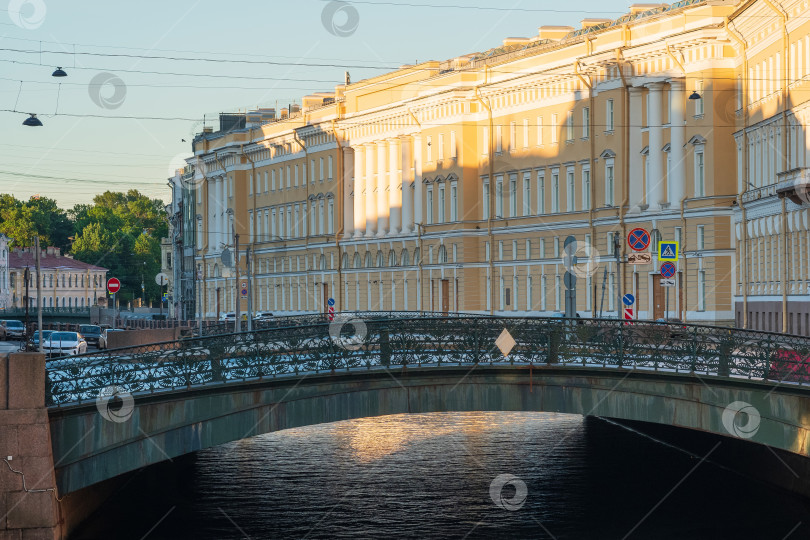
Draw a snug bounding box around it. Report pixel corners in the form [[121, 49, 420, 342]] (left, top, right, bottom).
[[582, 107, 590, 139], [555, 275, 561, 310], [551, 114, 558, 143], [271, 169, 276, 191], [582, 167, 591, 210], [438, 184, 446, 223], [566, 111, 574, 141], [537, 116, 543, 145], [554, 237, 560, 258], [512, 240, 517, 261], [318, 199, 325, 234], [482, 178, 490, 219], [310, 160, 316, 183], [605, 160, 615, 205], [496, 125, 503, 153], [450, 131, 457, 159], [523, 119, 529, 148], [539, 238, 545, 259], [293, 205, 300, 237], [697, 225, 705, 250], [537, 171, 545, 215], [426, 186, 434, 224], [551, 170, 560, 213], [523, 172, 531, 216], [271, 209, 277, 237], [286, 166, 291, 188], [566, 168, 575, 212], [695, 148, 705, 196], [525, 239, 531, 260], [310, 201, 317, 233], [698, 270, 706, 311], [450, 182, 458, 222], [328, 156, 333, 180], [509, 122, 516, 151], [294, 165, 299, 187], [264, 171, 269, 193], [495, 175, 504, 218], [606, 99, 615, 131], [327, 198, 334, 233], [509, 174, 517, 218], [695, 80, 704, 116]]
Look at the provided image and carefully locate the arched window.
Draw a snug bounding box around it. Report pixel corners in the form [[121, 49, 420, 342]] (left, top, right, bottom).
[[364, 252, 372, 268], [413, 248, 421, 264], [68, 275, 72, 288], [376, 251, 384, 268], [389, 250, 397, 267], [342, 253, 349, 269], [68, 297, 72, 307], [438, 245, 448, 264], [401, 250, 410, 266], [320, 254, 326, 270], [353, 253, 361, 268]]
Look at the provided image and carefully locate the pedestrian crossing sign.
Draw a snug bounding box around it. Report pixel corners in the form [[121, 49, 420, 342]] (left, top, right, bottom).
[[658, 241, 679, 261]]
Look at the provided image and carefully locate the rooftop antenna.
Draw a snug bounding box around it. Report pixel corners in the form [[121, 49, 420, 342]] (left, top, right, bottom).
[[345, 71, 351, 85]]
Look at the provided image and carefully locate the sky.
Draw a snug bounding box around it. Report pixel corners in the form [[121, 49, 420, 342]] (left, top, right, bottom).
[[0, 0, 631, 209]]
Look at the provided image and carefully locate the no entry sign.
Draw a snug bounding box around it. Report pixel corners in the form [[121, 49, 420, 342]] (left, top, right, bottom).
[[107, 278, 121, 293]]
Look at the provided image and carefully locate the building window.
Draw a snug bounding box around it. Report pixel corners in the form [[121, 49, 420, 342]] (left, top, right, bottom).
[[582, 107, 590, 139], [509, 174, 517, 218], [537, 171, 545, 215], [482, 179, 490, 220], [551, 171, 560, 213], [551, 114, 558, 144], [566, 111, 574, 141], [695, 150, 705, 197], [496, 125, 503, 153], [509, 122, 516, 151], [523, 172, 531, 216], [606, 99, 615, 131], [327, 199, 334, 233], [605, 160, 615, 206], [438, 184, 446, 223], [698, 270, 706, 311], [495, 175, 504, 218], [426, 187, 434, 224], [523, 120, 529, 149], [450, 182, 458, 222], [537, 116, 543, 145], [566, 169, 575, 212], [582, 168, 591, 211], [695, 80, 704, 116], [697, 225, 705, 250], [438, 133, 445, 160], [450, 131, 457, 159]]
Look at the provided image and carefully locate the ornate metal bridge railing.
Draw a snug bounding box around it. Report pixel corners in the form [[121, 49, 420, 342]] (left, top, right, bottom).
[[45, 314, 810, 407]]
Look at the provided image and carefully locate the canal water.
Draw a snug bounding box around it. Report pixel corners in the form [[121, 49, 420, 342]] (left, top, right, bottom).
[[74, 412, 810, 539]]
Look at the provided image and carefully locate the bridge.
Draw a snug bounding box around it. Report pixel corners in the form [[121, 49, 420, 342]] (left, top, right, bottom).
[[3, 313, 810, 538]]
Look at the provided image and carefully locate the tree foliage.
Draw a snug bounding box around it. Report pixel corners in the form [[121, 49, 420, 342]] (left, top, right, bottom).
[[0, 190, 167, 303]]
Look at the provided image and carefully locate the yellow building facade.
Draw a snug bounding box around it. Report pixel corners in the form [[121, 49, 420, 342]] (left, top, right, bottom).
[[189, 0, 810, 331]]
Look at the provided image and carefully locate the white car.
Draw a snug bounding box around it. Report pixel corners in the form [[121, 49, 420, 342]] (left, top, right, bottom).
[[220, 312, 236, 322], [253, 311, 274, 321], [43, 331, 88, 357]]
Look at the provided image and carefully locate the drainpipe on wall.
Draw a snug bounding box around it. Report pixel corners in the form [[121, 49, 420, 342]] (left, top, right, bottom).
[[331, 119, 345, 311], [474, 66, 495, 315], [213, 153, 233, 314], [241, 144, 256, 321], [726, 17, 750, 328], [293, 130, 311, 313], [781, 195, 789, 332], [615, 46, 631, 319], [407, 106, 426, 313]]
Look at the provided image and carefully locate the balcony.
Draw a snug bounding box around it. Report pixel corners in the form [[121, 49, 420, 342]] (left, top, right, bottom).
[[775, 168, 810, 206]]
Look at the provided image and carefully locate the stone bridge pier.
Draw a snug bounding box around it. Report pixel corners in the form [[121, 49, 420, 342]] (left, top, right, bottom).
[[0, 353, 59, 540]]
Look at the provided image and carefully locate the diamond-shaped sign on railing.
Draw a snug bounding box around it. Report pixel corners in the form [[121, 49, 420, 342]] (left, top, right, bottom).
[[495, 328, 517, 358]]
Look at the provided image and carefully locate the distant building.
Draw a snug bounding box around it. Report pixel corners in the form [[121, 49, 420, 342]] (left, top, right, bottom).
[[0, 234, 10, 310], [166, 165, 198, 320], [7, 247, 108, 309]]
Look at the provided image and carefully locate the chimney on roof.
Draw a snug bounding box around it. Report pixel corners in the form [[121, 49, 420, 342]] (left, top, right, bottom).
[[580, 18, 612, 29], [537, 26, 575, 41], [46, 246, 55, 256]]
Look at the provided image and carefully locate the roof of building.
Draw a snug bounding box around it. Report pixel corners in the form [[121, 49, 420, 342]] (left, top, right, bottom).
[[8, 249, 108, 272]]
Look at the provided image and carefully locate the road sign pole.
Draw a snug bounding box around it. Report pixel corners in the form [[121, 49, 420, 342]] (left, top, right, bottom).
[[246, 247, 253, 332], [665, 286, 669, 320]]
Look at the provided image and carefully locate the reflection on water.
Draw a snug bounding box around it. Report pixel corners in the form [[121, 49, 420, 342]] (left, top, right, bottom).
[[75, 412, 810, 539]]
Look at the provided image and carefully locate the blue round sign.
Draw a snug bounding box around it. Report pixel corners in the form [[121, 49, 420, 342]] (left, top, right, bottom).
[[622, 293, 635, 306], [660, 262, 677, 279], [327, 298, 335, 306]]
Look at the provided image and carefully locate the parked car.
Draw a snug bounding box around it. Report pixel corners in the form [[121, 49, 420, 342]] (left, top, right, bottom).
[[769, 349, 810, 383], [253, 311, 274, 321], [220, 312, 236, 322], [98, 328, 125, 349], [27, 330, 53, 349], [1, 320, 25, 339], [43, 332, 87, 357], [79, 324, 103, 346], [0, 322, 6, 340]]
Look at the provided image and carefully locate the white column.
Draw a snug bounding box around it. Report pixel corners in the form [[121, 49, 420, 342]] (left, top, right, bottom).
[[365, 143, 377, 237], [353, 145, 365, 237], [628, 87, 644, 213], [647, 82, 665, 207], [376, 141, 389, 237], [413, 134, 423, 226], [343, 146, 355, 237], [400, 136, 414, 234], [389, 138, 402, 235], [669, 79, 686, 204]]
